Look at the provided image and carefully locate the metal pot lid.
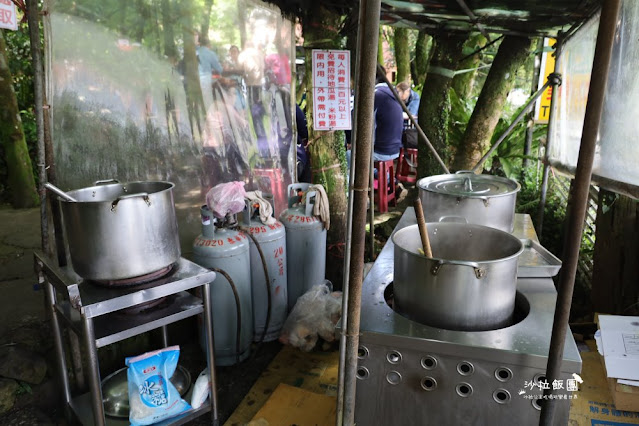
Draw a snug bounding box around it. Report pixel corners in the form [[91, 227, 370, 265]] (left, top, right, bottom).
[[418, 173, 520, 197]]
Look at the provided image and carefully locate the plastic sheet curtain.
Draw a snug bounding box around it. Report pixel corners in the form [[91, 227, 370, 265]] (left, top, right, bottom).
[[550, 0, 639, 195], [45, 0, 295, 249]]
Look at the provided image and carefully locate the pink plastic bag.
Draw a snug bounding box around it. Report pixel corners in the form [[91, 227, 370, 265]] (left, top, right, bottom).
[[206, 182, 246, 219]]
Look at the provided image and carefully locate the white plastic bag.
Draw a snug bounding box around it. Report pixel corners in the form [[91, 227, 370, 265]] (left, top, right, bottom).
[[190, 368, 210, 409], [206, 181, 246, 219], [279, 283, 342, 352]]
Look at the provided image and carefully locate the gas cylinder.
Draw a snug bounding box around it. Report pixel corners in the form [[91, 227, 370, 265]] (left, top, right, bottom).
[[192, 206, 253, 366], [241, 202, 288, 342], [279, 184, 327, 311]]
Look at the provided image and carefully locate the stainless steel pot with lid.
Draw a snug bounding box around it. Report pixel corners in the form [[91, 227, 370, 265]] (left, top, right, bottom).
[[417, 172, 520, 233], [57, 179, 181, 282]]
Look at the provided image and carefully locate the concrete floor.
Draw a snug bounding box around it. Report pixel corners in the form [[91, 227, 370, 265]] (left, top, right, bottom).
[[0, 206, 46, 331]]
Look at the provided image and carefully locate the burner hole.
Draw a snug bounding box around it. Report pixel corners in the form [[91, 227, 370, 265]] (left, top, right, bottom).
[[457, 361, 474, 376], [386, 371, 402, 385], [456, 383, 473, 397], [532, 398, 544, 410], [495, 367, 513, 382], [386, 351, 402, 364], [421, 355, 438, 370], [492, 389, 511, 404], [533, 373, 548, 387], [356, 367, 369, 380], [421, 377, 437, 391], [358, 346, 369, 359]]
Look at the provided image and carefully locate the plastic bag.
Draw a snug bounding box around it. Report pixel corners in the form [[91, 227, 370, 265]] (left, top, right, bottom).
[[190, 368, 210, 409], [279, 283, 342, 352], [206, 181, 246, 219], [125, 345, 191, 426]]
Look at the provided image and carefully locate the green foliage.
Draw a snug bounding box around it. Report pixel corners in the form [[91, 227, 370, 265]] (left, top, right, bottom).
[[15, 381, 32, 396], [486, 106, 547, 180], [448, 88, 473, 154], [516, 168, 566, 258], [1, 23, 40, 202]]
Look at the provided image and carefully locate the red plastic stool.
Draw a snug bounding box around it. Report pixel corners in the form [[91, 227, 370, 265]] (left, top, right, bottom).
[[396, 148, 418, 184], [253, 167, 286, 213], [373, 159, 396, 213]]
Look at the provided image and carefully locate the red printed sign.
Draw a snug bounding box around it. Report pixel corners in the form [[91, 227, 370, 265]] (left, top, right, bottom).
[[312, 49, 351, 131], [0, 0, 18, 31]]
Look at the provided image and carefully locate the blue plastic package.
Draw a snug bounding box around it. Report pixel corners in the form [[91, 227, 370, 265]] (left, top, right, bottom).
[[125, 345, 191, 425]]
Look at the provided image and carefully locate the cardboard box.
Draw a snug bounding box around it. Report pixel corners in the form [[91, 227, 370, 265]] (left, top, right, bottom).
[[598, 315, 639, 381], [249, 383, 336, 426], [600, 355, 639, 412], [569, 340, 639, 425]]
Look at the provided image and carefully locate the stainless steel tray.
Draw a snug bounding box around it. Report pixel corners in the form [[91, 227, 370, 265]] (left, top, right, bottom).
[[517, 239, 562, 277]]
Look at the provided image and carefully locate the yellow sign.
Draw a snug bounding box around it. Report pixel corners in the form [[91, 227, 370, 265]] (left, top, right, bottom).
[[535, 38, 556, 123]]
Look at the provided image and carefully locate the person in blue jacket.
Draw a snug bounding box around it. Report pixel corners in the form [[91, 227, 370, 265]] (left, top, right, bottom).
[[373, 81, 403, 162], [397, 81, 420, 119]]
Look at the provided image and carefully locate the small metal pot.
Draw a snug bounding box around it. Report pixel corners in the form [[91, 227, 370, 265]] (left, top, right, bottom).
[[417, 173, 520, 233], [392, 223, 524, 331], [58, 180, 181, 281]]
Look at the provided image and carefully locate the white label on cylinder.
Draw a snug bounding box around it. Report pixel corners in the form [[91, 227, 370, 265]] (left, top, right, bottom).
[[201, 214, 211, 225]]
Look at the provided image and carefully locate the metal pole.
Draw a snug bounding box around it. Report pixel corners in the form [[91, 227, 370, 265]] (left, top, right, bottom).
[[470, 77, 554, 173], [39, 261, 72, 410], [368, 152, 374, 258], [339, 0, 380, 423], [539, 1, 620, 424], [536, 39, 564, 238], [26, 0, 48, 254], [202, 282, 220, 425], [454, 0, 492, 42], [82, 314, 105, 426], [376, 65, 449, 174], [523, 39, 544, 173], [336, 21, 361, 425]]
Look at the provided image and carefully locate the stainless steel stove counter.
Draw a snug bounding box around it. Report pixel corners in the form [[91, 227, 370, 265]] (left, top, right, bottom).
[[350, 209, 582, 426], [35, 252, 219, 426]]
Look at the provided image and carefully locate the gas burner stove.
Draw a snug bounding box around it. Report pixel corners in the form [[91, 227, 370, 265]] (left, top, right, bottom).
[[351, 210, 582, 426], [90, 264, 176, 287]]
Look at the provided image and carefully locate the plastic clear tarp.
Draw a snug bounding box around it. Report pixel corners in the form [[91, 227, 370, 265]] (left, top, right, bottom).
[[45, 0, 296, 249], [550, 1, 639, 196]]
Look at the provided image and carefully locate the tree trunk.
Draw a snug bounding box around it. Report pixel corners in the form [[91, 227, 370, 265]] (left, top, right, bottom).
[[0, 30, 38, 208], [452, 33, 486, 99], [417, 32, 467, 178], [200, 0, 214, 46], [393, 28, 410, 83], [591, 191, 639, 315], [304, 5, 348, 289], [180, 0, 205, 138], [453, 36, 532, 171], [413, 30, 430, 87], [161, 0, 178, 64]]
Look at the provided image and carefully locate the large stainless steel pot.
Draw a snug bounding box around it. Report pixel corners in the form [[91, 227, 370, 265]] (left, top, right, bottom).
[[417, 173, 520, 233], [58, 180, 180, 281], [392, 223, 524, 331]]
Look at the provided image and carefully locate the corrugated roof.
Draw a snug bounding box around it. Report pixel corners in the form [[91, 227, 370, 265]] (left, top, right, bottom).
[[380, 0, 602, 37]]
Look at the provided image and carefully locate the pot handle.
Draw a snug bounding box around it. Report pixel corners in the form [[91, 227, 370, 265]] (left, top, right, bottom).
[[430, 259, 486, 279], [110, 192, 151, 211], [94, 179, 120, 186]]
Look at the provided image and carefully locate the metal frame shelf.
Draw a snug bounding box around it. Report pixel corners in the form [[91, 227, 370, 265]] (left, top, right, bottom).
[[34, 252, 219, 426]]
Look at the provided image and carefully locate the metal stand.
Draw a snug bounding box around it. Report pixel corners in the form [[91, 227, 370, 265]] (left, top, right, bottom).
[[35, 252, 219, 426]]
